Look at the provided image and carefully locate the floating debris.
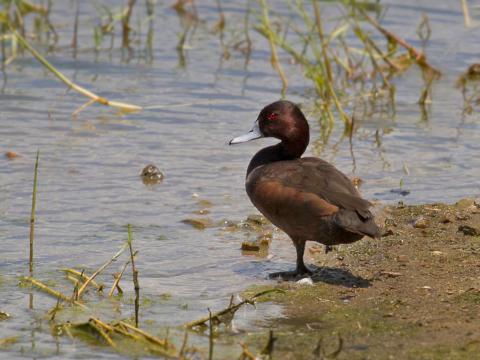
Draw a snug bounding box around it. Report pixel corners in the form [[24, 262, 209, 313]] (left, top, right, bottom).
[[5, 151, 20, 159], [141, 164, 164, 185], [57, 318, 177, 358], [0, 311, 10, 321], [0, 336, 18, 348], [181, 218, 213, 230]]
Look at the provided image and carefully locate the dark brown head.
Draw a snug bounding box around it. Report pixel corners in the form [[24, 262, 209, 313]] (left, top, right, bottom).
[[229, 100, 310, 158]]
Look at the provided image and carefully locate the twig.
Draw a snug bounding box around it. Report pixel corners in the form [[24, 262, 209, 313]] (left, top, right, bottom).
[[76, 242, 129, 299], [184, 288, 284, 328]]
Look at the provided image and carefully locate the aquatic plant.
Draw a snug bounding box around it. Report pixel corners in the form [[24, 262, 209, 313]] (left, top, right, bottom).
[[254, 0, 441, 132]]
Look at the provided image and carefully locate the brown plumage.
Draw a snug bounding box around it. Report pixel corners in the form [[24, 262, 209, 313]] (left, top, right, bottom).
[[230, 100, 379, 279]]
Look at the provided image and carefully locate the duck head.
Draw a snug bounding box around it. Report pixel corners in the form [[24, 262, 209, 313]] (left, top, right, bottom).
[[229, 100, 310, 158]]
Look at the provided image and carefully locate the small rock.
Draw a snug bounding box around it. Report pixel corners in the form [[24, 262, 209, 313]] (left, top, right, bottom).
[[382, 229, 395, 237], [440, 212, 455, 224], [431, 251, 443, 256], [181, 218, 213, 230], [308, 246, 324, 254], [246, 214, 268, 226], [458, 225, 480, 236], [296, 277, 313, 286], [140, 164, 163, 185], [385, 218, 397, 227], [413, 216, 429, 229], [241, 241, 261, 251], [455, 198, 475, 210], [390, 188, 410, 196], [397, 255, 408, 263], [257, 232, 272, 245], [0, 311, 10, 320], [455, 212, 470, 221], [380, 271, 402, 278], [351, 177, 363, 190]]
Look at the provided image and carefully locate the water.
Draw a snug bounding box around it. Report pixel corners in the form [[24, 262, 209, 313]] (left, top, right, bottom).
[[1, 0, 479, 358]]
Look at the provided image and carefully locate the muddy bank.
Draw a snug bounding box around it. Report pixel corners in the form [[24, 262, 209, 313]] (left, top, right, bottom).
[[243, 199, 480, 359]]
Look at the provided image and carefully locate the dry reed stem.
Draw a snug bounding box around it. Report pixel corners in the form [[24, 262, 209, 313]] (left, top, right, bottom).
[[107, 253, 135, 297], [461, 0, 472, 27], [76, 242, 128, 299], [208, 309, 214, 360], [89, 318, 118, 349], [118, 321, 169, 348], [22, 277, 87, 309], [127, 224, 140, 327], [29, 150, 39, 275], [185, 288, 284, 328], [178, 330, 189, 358], [12, 30, 142, 113], [360, 10, 441, 77], [259, 0, 288, 95], [62, 268, 102, 290], [122, 0, 137, 48]]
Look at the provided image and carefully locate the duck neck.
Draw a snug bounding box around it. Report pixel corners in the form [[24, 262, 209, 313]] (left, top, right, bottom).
[[246, 135, 308, 176]]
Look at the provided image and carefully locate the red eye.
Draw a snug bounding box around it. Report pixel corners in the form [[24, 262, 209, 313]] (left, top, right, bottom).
[[267, 113, 278, 121]]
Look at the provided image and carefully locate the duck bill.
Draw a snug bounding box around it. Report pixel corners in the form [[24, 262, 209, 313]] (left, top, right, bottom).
[[229, 121, 263, 145]]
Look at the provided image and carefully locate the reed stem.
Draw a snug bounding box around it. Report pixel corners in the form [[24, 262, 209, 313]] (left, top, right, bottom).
[[29, 150, 39, 275]]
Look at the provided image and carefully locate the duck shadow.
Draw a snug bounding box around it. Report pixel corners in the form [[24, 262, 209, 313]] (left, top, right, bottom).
[[308, 265, 371, 288]]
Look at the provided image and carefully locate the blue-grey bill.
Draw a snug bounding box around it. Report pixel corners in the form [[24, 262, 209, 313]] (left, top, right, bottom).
[[229, 120, 263, 145]]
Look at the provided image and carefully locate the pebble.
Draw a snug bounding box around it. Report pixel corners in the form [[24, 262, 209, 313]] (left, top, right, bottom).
[[296, 277, 314, 286], [140, 164, 164, 184], [413, 216, 429, 229], [458, 225, 479, 236]]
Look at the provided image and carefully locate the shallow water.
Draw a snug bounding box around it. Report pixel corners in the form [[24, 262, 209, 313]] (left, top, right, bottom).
[[1, 0, 479, 358]]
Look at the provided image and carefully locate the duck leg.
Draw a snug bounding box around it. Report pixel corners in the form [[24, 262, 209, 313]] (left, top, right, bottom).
[[269, 240, 312, 280]]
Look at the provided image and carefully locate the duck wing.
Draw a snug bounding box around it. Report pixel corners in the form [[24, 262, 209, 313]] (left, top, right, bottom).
[[253, 157, 373, 220]]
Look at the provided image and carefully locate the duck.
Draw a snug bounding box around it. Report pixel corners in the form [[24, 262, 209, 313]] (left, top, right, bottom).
[[229, 100, 380, 279]]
